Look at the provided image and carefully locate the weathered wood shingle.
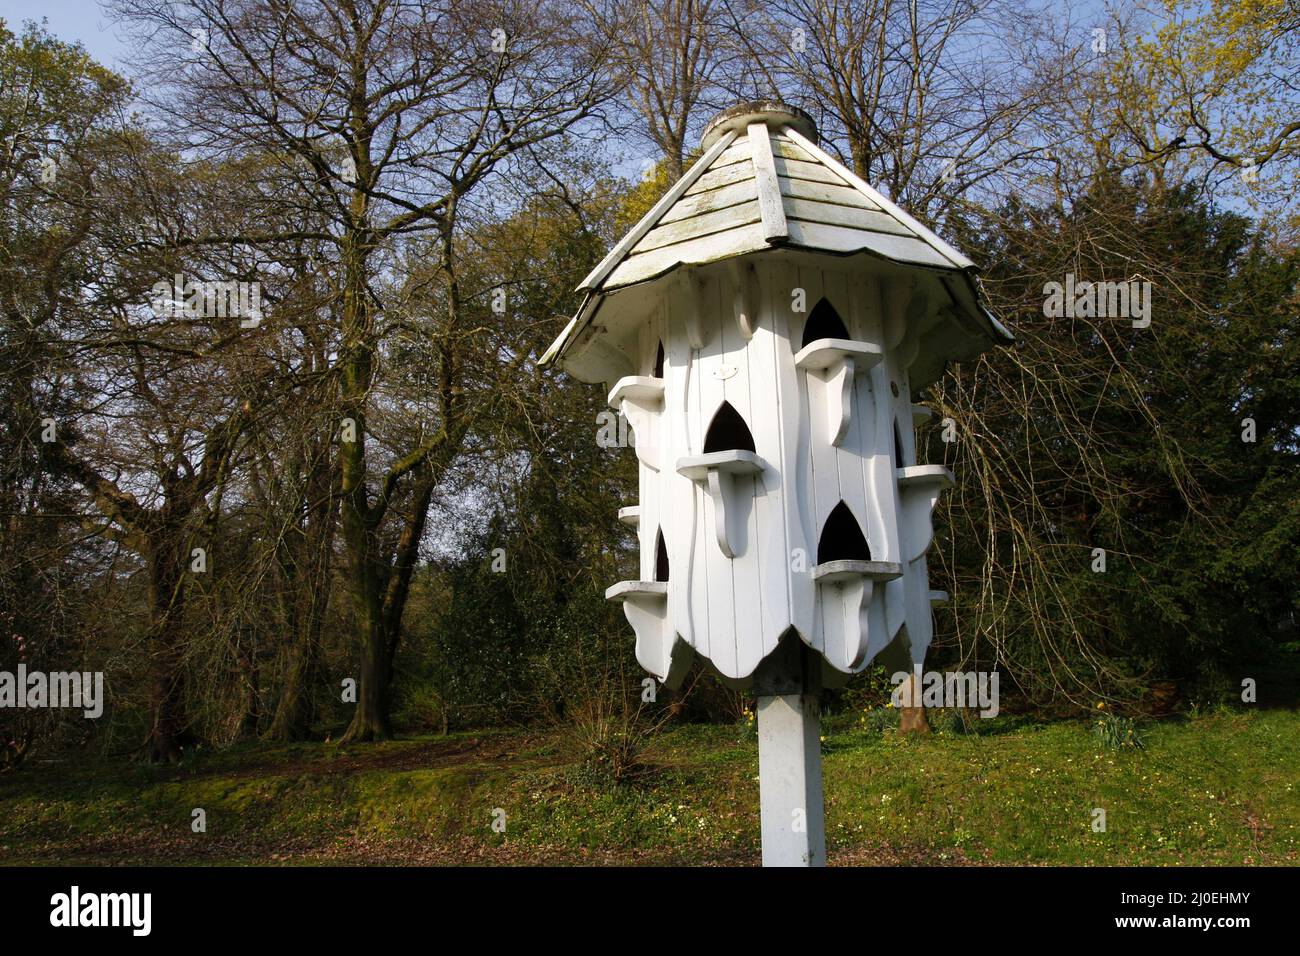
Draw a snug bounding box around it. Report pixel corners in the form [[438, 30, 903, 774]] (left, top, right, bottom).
[[542, 104, 1009, 371], [588, 127, 960, 294]]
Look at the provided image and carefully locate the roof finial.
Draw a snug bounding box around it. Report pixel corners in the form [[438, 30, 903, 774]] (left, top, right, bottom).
[[701, 101, 817, 151]]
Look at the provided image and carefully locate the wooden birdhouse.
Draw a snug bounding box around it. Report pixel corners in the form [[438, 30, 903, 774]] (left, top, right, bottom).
[[543, 102, 1009, 864], [544, 101, 1009, 691]]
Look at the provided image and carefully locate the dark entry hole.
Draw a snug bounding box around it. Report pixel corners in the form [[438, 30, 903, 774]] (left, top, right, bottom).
[[801, 297, 850, 347], [653, 341, 665, 378], [654, 528, 669, 582], [703, 401, 755, 453], [817, 501, 872, 563]]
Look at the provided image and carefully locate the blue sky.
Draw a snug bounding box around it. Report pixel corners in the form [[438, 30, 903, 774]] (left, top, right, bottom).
[[0, 0, 129, 67], [6, 0, 1112, 78]]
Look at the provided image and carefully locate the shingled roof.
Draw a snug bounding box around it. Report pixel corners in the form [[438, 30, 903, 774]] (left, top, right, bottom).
[[587, 102, 978, 290], [543, 102, 1010, 368]]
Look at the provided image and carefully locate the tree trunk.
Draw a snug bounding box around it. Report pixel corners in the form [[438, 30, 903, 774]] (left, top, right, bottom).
[[346, 607, 393, 742], [237, 644, 261, 740], [146, 534, 193, 762], [897, 671, 931, 735], [335, 211, 394, 743], [382, 467, 438, 680], [268, 442, 334, 741], [268, 619, 321, 740]]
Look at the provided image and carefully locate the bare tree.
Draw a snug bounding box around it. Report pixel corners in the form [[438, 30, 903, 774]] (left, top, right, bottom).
[[109, 0, 617, 741], [0, 21, 277, 761], [720, 0, 1077, 225], [589, 0, 734, 177]]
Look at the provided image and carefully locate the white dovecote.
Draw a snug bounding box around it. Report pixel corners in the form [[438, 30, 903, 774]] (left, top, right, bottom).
[[546, 101, 1009, 690], [544, 101, 1010, 865]]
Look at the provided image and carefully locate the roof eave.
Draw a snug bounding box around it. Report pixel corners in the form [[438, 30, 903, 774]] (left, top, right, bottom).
[[539, 292, 598, 369]]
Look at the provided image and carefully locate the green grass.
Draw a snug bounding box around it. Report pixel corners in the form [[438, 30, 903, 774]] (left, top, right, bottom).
[[1, 711, 1296, 865]]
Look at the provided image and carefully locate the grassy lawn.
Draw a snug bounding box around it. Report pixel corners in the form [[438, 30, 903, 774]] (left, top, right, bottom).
[[1, 709, 1296, 866]]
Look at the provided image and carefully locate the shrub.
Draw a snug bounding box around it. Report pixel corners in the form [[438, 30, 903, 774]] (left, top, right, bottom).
[[1093, 710, 1146, 751]]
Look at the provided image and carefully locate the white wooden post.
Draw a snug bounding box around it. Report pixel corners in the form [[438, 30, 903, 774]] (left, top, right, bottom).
[[754, 641, 825, 866]]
